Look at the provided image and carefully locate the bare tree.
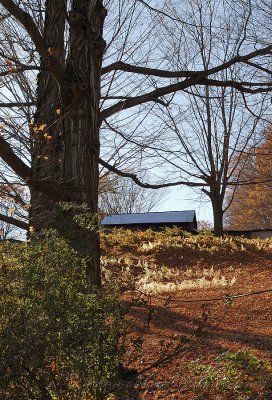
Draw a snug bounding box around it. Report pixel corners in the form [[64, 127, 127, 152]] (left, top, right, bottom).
[[158, 85, 268, 236], [99, 173, 165, 214], [100, 0, 272, 236], [0, 0, 271, 284]]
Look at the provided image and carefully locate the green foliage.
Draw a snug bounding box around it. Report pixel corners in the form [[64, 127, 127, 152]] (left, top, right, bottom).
[[218, 350, 269, 373], [0, 231, 124, 400], [184, 351, 272, 399]]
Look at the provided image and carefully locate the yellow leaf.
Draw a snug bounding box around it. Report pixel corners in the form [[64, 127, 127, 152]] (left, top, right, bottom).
[[38, 124, 47, 131], [56, 108, 61, 115], [47, 47, 55, 56], [8, 207, 15, 215], [29, 226, 35, 233]]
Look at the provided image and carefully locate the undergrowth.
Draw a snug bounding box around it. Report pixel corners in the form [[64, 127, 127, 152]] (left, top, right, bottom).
[[101, 227, 271, 292], [101, 227, 272, 254], [0, 231, 124, 400], [182, 350, 272, 399]]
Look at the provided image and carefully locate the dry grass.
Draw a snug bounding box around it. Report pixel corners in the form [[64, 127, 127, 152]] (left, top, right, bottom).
[[136, 265, 237, 294], [101, 227, 270, 293], [101, 228, 272, 399], [101, 227, 272, 255]]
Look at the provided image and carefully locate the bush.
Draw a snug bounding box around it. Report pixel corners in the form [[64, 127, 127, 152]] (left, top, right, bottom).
[[0, 230, 124, 400], [184, 351, 272, 399]]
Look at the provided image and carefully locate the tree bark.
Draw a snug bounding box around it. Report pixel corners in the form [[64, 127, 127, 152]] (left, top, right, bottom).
[[30, 0, 106, 287], [211, 197, 224, 237], [30, 0, 66, 231]]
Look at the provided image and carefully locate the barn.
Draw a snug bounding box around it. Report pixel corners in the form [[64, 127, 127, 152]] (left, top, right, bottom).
[[101, 210, 197, 231]]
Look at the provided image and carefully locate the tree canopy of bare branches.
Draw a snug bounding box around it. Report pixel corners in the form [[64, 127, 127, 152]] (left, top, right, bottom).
[[0, 0, 271, 283]]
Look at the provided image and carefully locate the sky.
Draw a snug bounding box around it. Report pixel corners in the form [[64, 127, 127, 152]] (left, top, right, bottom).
[[154, 186, 213, 225]]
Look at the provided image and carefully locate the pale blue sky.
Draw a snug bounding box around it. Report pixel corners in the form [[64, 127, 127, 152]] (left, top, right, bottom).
[[155, 186, 214, 225]]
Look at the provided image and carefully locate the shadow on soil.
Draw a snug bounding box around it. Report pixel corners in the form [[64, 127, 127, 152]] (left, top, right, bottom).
[[115, 294, 272, 399], [126, 297, 272, 354]]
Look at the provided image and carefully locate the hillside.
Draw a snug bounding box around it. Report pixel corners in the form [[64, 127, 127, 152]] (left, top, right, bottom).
[[101, 228, 272, 400], [0, 229, 271, 399]]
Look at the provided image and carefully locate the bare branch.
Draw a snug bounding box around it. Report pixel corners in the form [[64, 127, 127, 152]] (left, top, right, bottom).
[[244, 60, 272, 75], [0, 0, 63, 82], [99, 158, 206, 188], [0, 101, 36, 107], [0, 65, 41, 77], [0, 212, 28, 230], [101, 76, 272, 121], [136, 0, 196, 27], [0, 136, 78, 202], [101, 61, 201, 78]]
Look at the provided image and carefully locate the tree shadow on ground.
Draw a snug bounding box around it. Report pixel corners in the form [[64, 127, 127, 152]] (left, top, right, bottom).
[[120, 290, 272, 399], [125, 295, 272, 356]]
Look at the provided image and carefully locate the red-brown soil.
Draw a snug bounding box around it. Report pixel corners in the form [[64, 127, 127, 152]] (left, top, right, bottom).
[[101, 230, 272, 399]]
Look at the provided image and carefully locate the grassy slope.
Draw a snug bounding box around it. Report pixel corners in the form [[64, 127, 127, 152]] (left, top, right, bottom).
[[1, 230, 271, 399], [101, 228, 272, 399], [101, 227, 272, 293]]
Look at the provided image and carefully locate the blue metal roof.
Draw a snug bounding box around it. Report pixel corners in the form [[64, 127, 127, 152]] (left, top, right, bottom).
[[102, 210, 196, 226]]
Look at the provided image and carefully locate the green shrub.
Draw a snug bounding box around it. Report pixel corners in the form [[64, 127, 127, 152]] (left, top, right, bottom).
[[0, 230, 124, 400], [184, 351, 272, 399], [217, 350, 269, 373]]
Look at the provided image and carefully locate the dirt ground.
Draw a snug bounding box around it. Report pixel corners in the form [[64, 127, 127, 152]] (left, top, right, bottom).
[[102, 231, 272, 399]]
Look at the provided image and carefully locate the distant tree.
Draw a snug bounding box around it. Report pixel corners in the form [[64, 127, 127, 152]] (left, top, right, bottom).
[[225, 129, 272, 230], [99, 173, 165, 214], [197, 220, 213, 232], [102, 0, 271, 236]]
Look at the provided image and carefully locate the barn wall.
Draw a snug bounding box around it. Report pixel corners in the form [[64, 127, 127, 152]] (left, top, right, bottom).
[[224, 230, 272, 239], [250, 230, 272, 239]]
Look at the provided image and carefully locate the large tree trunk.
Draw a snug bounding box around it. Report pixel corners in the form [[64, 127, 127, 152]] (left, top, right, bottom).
[[30, 0, 106, 287], [30, 0, 66, 231], [211, 196, 224, 237]]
